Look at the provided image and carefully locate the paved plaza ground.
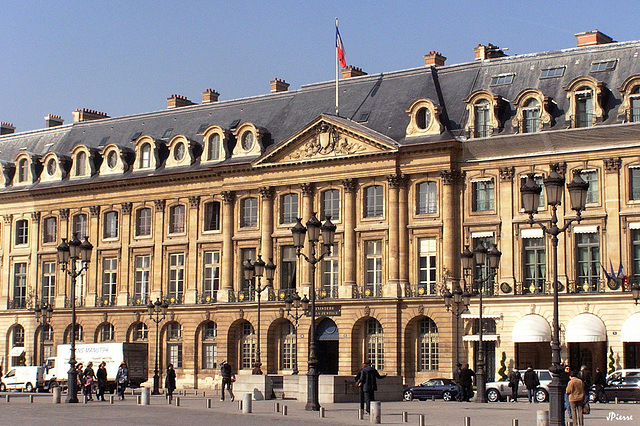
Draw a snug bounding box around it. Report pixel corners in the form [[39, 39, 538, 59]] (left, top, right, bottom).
[[0, 391, 636, 425]]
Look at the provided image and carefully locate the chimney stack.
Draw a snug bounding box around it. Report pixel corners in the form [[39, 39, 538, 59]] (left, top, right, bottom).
[[474, 43, 507, 61], [45, 114, 64, 128], [0, 122, 15, 135], [424, 51, 447, 67], [201, 89, 220, 104], [167, 94, 196, 109], [270, 78, 290, 93], [341, 66, 368, 79], [73, 109, 110, 123], [575, 30, 614, 47]]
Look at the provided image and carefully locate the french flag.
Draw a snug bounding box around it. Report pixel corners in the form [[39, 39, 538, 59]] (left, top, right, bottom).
[[336, 26, 346, 68]]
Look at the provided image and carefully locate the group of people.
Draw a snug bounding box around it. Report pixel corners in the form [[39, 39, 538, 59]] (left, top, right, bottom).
[[507, 366, 540, 403], [73, 360, 128, 401], [562, 364, 604, 426], [453, 363, 475, 402]]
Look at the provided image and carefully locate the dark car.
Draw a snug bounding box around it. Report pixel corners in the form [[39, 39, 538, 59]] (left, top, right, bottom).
[[403, 378, 459, 401], [590, 376, 640, 403]]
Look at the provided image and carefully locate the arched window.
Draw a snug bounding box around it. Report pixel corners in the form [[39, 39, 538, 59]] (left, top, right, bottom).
[[40, 324, 54, 364], [631, 86, 640, 122], [364, 185, 383, 218], [474, 100, 491, 137], [522, 98, 541, 133], [65, 324, 83, 343], [166, 322, 183, 368], [131, 323, 148, 342], [280, 321, 296, 370], [76, 151, 87, 176], [207, 134, 220, 161], [201, 321, 217, 369], [10, 325, 26, 366], [575, 87, 594, 128], [418, 317, 439, 371], [139, 143, 151, 168], [98, 323, 115, 342], [366, 318, 384, 371], [17, 158, 29, 183], [169, 205, 186, 234], [241, 322, 256, 370]]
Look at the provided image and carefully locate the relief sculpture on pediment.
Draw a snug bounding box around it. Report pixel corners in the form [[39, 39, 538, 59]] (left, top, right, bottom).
[[287, 125, 364, 160]]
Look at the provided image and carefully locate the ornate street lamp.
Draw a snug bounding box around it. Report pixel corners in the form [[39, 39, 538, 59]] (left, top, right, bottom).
[[521, 169, 588, 426], [291, 213, 336, 411], [57, 233, 93, 403], [443, 282, 471, 366], [244, 255, 276, 374], [147, 298, 169, 395], [33, 302, 53, 366], [631, 282, 640, 305], [461, 241, 501, 403], [284, 292, 309, 375]]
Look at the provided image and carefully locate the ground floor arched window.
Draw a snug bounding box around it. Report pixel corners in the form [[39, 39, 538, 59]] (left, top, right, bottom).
[[280, 321, 296, 370], [366, 318, 384, 371], [241, 322, 256, 370], [201, 321, 217, 369], [418, 317, 438, 371], [166, 322, 183, 368]]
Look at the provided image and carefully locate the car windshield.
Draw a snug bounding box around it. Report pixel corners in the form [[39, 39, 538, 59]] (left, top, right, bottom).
[[538, 371, 551, 381], [423, 379, 443, 386]]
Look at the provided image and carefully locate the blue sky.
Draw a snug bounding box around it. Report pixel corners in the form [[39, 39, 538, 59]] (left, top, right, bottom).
[[2, 0, 639, 132]]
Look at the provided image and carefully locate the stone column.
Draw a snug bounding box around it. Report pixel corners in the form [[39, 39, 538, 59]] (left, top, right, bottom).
[[340, 179, 357, 298], [1, 214, 12, 307], [29, 212, 41, 305], [118, 202, 133, 306], [151, 200, 165, 302], [56, 209, 69, 307], [87, 205, 101, 307], [185, 196, 200, 304], [497, 167, 516, 293], [300, 183, 314, 297], [604, 158, 623, 293], [440, 170, 464, 288], [398, 177, 409, 292], [219, 191, 236, 302], [259, 186, 274, 264], [384, 174, 401, 297]]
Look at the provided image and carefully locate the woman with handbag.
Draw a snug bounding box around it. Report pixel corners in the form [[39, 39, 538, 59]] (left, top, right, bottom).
[[115, 361, 129, 400]]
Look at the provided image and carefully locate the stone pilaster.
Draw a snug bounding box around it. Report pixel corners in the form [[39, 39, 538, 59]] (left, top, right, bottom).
[[185, 196, 201, 304], [384, 174, 402, 297], [300, 183, 314, 298], [219, 191, 236, 302], [340, 178, 357, 298], [259, 187, 275, 272]]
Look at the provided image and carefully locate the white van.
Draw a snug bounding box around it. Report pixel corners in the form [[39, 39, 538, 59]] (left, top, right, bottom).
[[0, 366, 44, 392]]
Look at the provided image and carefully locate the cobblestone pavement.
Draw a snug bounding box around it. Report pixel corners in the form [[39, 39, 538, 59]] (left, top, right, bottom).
[[0, 392, 636, 425]]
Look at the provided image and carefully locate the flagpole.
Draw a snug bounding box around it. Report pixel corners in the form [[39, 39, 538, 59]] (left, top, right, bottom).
[[335, 17, 339, 116]]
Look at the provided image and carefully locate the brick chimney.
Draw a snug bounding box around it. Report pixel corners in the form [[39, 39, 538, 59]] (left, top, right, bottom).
[[0, 122, 15, 135], [424, 51, 447, 67], [270, 78, 290, 93], [575, 30, 615, 47], [341, 66, 368, 79], [73, 109, 110, 123], [45, 114, 64, 128], [167, 94, 196, 109], [474, 43, 507, 61], [201, 88, 220, 104]]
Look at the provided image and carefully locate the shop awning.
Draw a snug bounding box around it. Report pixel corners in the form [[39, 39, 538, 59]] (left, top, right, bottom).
[[462, 334, 499, 342], [621, 313, 640, 342], [565, 313, 606, 342], [9, 347, 25, 357], [512, 314, 551, 343], [460, 313, 501, 320]]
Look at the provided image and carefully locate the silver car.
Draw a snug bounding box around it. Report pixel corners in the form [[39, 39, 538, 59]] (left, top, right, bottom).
[[485, 369, 552, 403]]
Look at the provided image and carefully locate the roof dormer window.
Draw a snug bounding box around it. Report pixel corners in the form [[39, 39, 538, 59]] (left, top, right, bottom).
[[564, 76, 605, 128], [174, 142, 185, 161], [464, 91, 504, 138], [17, 159, 28, 183], [165, 135, 196, 168], [618, 76, 640, 123], [490, 73, 515, 86], [405, 99, 443, 137], [46, 158, 56, 176], [98, 144, 130, 175], [231, 123, 264, 157], [241, 131, 254, 150], [107, 151, 117, 168], [590, 59, 617, 72], [512, 89, 553, 133], [201, 126, 229, 163], [70, 145, 95, 179], [540, 66, 565, 79], [140, 143, 151, 168]]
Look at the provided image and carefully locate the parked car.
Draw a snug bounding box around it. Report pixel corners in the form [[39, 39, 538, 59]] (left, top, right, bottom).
[[0, 366, 45, 392], [485, 369, 552, 402], [589, 369, 640, 402], [403, 378, 460, 401]]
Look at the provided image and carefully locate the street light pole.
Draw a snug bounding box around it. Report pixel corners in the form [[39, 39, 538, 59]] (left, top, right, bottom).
[[56, 234, 93, 403], [284, 292, 309, 375], [33, 303, 53, 366], [291, 213, 336, 411], [521, 169, 589, 426], [147, 298, 169, 395], [443, 283, 471, 368]]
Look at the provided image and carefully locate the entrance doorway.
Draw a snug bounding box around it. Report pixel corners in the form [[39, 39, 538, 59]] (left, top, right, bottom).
[[316, 318, 339, 374], [568, 342, 606, 372]]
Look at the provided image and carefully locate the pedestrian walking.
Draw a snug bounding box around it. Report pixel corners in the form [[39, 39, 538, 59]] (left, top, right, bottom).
[[357, 359, 386, 414], [453, 363, 463, 401], [75, 363, 84, 397], [560, 365, 572, 420], [165, 363, 176, 399], [355, 362, 367, 411], [523, 366, 539, 403], [594, 367, 606, 403], [96, 361, 108, 401], [459, 363, 475, 402], [578, 365, 592, 403], [83, 362, 96, 401], [566, 370, 585, 426], [507, 368, 522, 402], [115, 361, 129, 400], [219, 360, 235, 402]]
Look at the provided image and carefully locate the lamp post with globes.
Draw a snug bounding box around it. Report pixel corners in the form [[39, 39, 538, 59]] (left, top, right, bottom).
[[443, 283, 471, 367], [243, 255, 276, 374], [147, 298, 169, 395], [521, 169, 589, 426], [33, 302, 53, 366], [291, 213, 336, 411], [284, 292, 309, 375], [56, 233, 93, 403]]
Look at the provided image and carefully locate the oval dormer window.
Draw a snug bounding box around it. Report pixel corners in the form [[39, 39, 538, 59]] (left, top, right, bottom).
[[174, 142, 185, 161], [241, 131, 254, 150], [46, 158, 57, 176], [107, 150, 118, 169], [416, 107, 431, 130]]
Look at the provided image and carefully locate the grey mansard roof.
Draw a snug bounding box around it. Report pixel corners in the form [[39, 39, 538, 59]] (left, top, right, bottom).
[[2, 38, 640, 191]]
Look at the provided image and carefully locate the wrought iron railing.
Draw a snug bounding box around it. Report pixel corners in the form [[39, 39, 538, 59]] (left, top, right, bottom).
[[96, 295, 117, 307]]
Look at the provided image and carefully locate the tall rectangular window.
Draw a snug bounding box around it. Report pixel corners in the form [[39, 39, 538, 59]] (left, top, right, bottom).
[[168, 253, 185, 302], [364, 185, 384, 218], [575, 90, 594, 128], [73, 214, 88, 238], [631, 94, 640, 122], [103, 211, 118, 239], [365, 240, 383, 297], [15, 219, 28, 245], [417, 181, 437, 215], [321, 189, 340, 221], [581, 170, 598, 204], [418, 238, 437, 295], [201, 322, 217, 369], [203, 202, 221, 231], [167, 323, 182, 368], [474, 100, 490, 138], [576, 233, 600, 292], [102, 257, 117, 303], [203, 251, 220, 297], [281, 194, 298, 224], [41, 261, 56, 305], [42, 217, 57, 244], [280, 322, 296, 370], [135, 208, 152, 236], [631, 168, 640, 201], [523, 237, 546, 294], [169, 205, 186, 234], [241, 322, 256, 370], [240, 197, 258, 228], [321, 244, 339, 298], [13, 263, 27, 308], [280, 246, 297, 291], [134, 255, 150, 303], [240, 248, 256, 291], [472, 179, 494, 212], [632, 229, 640, 284], [473, 236, 495, 295]]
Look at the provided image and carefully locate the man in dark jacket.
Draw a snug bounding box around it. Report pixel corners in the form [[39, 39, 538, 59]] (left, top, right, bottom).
[[459, 364, 475, 402], [453, 363, 463, 401], [523, 367, 540, 403], [219, 360, 235, 402], [560, 365, 572, 419], [578, 365, 592, 403], [594, 367, 606, 403], [357, 359, 386, 414], [508, 368, 522, 402]]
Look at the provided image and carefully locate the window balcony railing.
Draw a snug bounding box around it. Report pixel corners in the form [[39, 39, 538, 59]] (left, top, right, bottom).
[[64, 297, 85, 308], [8, 298, 27, 309], [514, 280, 549, 295], [318, 286, 339, 299], [129, 296, 149, 307], [275, 288, 296, 301], [197, 291, 218, 304], [404, 283, 440, 298], [472, 124, 494, 138], [166, 293, 184, 305], [236, 289, 253, 302], [570, 278, 605, 293], [569, 113, 596, 128], [96, 295, 117, 307], [354, 284, 382, 298]]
